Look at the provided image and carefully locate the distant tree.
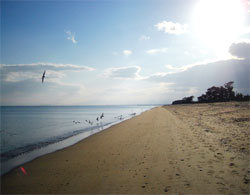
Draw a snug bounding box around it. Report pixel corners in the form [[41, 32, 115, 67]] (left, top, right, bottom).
[[224, 81, 235, 100], [172, 81, 249, 105], [182, 96, 194, 103], [235, 92, 244, 101], [172, 100, 184, 105], [172, 96, 194, 104], [243, 95, 250, 101], [197, 81, 236, 103], [197, 94, 207, 103]]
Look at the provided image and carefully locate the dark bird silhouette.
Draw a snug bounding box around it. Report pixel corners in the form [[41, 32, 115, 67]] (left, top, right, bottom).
[[96, 117, 99, 121], [42, 70, 46, 83], [115, 115, 123, 120], [100, 113, 104, 119]]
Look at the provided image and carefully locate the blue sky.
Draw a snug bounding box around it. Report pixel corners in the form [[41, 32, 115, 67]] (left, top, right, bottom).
[[1, 0, 250, 105]]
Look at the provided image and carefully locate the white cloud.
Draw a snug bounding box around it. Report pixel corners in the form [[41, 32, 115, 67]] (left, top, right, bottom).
[[103, 66, 141, 80], [139, 35, 150, 41], [65, 30, 77, 44], [123, 50, 132, 56], [0, 62, 94, 82], [146, 48, 168, 54], [0, 62, 94, 72], [4, 70, 65, 83], [155, 21, 188, 35]]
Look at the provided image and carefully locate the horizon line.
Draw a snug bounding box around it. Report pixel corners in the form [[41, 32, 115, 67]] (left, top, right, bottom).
[[0, 103, 166, 107]]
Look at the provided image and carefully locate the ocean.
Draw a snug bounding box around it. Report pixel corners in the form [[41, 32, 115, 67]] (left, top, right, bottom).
[[0, 105, 156, 175]]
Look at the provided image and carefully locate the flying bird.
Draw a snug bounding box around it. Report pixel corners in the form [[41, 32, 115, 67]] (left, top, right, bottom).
[[42, 70, 46, 83], [100, 113, 104, 119]]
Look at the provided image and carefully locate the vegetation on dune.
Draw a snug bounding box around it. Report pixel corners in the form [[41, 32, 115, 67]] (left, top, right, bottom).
[[172, 81, 250, 105]]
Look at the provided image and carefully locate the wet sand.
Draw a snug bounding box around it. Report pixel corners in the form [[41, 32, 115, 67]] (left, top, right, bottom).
[[1, 102, 249, 194]]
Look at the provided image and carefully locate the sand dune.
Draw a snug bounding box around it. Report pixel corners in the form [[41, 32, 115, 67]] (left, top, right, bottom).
[[1, 102, 249, 194]]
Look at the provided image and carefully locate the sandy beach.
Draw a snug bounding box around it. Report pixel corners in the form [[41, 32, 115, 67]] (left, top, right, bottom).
[[1, 102, 249, 194]]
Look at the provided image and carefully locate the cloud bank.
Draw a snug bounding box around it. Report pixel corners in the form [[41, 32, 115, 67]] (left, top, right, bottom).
[[103, 66, 141, 80], [1, 41, 249, 105], [146, 48, 168, 54], [0, 63, 94, 82]]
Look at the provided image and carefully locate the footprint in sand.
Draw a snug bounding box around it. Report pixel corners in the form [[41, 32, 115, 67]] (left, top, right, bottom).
[[231, 170, 238, 175], [164, 186, 171, 192], [216, 182, 225, 186], [217, 186, 228, 193], [229, 162, 235, 167]]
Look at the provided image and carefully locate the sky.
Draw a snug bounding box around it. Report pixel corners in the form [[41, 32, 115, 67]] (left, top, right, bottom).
[[1, 0, 250, 105]]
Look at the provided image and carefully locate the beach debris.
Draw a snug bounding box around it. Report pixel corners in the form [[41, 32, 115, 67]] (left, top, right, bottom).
[[42, 70, 46, 83], [20, 167, 27, 175]]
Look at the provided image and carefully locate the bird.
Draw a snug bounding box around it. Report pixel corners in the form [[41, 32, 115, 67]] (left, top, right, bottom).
[[115, 115, 123, 120], [42, 70, 46, 83], [100, 113, 104, 119], [96, 117, 99, 121]]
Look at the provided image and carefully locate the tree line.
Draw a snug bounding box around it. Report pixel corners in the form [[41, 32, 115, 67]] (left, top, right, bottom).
[[172, 81, 250, 105]]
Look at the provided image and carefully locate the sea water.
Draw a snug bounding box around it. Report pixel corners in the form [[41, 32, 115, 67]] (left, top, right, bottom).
[[0, 105, 156, 175]]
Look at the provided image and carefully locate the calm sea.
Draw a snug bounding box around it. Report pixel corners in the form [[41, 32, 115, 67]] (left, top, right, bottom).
[[0, 105, 156, 175]]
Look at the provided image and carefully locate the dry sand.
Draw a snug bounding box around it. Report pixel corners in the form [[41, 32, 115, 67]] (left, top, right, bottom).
[[1, 102, 249, 194]]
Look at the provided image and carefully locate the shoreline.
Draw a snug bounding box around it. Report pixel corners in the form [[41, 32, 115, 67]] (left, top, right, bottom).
[[1, 102, 249, 194], [1, 107, 155, 176]]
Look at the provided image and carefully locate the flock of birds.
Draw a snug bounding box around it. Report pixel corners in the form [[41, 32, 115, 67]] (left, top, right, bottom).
[[82, 113, 105, 126], [72, 112, 128, 127], [42, 71, 135, 126]]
